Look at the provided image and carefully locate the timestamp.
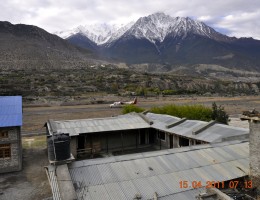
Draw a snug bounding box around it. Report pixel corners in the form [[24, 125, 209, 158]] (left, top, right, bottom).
[[179, 180, 253, 189]]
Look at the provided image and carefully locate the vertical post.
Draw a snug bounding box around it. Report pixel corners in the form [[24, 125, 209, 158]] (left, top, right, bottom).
[[121, 132, 124, 154], [136, 131, 138, 149], [106, 133, 108, 153], [159, 130, 161, 150], [90, 134, 93, 157], [138, 129, 140, 149]]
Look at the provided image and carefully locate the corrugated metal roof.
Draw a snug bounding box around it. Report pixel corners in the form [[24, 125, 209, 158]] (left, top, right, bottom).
[[47, 112, 249, 143], [66, 141, 249, 200], [50, 113, 150, 136], [0, 96, 22, 127], [146, 113, 249, 143]]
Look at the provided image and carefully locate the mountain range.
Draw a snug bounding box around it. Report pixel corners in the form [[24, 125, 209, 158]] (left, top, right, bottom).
[[58, 12, 260, 71], [0, 12, 260, 72]]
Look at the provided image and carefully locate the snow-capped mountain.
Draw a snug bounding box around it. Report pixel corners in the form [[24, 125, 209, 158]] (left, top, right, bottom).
[[59, 12, 229, 46], [61, 12, 260, 71], [56, 23, 132, 45], [125, 12, 228, 43], [105, 21, 135, 44]]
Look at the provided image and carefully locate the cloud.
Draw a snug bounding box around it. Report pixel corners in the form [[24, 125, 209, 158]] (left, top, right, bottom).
[[1, 0, 260, 39]]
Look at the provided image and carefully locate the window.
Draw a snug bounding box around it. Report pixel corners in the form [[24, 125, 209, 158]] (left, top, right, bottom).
[[157, 132, 166, 141], [0, 130, 8, 139], [0, 144, 11, 158]]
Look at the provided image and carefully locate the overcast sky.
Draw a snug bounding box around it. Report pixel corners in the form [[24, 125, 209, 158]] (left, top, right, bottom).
[[1, 0, 260, 39]]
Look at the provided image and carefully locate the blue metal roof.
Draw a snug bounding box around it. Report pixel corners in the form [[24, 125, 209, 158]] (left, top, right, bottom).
[[0, 96, 22, 127]]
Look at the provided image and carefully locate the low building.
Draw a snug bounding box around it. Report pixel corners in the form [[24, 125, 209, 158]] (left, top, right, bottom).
[[46, 140, 249, 200], [0, 96, 23, 173], [147, 113, 249, 149], [45, 112, 249, 159]]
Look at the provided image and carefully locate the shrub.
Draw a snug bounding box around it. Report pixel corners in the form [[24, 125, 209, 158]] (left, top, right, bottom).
[[150, 104, 212, 121], [122, 105, 145, 114]]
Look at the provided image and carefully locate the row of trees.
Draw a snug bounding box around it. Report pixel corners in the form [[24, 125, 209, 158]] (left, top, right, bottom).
[[122, 102, 229, 124]]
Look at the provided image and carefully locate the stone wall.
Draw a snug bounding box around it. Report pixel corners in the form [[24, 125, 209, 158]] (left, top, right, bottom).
[[0, 127, 22, 173]]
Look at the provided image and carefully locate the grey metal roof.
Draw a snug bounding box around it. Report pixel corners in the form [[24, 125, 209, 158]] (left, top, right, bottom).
[[146, 113, 249, 143], [49, 113, 150, 136], [66, 141, 249, 200], [47, 112, 249, 143], [0, 96, 22, 127]]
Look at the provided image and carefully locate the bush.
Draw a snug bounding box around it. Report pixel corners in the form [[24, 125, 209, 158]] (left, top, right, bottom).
[[150, 104, 212, 121], [122, 105, 145, 114], [162, 90, 176, 95]]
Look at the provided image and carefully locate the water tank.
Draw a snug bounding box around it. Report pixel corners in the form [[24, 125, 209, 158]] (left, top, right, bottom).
[[48, 134, 70, 161]]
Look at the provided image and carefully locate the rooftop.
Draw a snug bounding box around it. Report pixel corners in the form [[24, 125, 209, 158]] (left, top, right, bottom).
[[147, 113, 249, 143], [47, 112, 249, 143], [47, 140, 249, 200], [0, 96, 22, 127], [48, 113, 150, 136]]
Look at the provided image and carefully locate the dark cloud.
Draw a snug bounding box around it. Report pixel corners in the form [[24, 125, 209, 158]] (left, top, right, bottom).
[[1, 0, 260, 39]]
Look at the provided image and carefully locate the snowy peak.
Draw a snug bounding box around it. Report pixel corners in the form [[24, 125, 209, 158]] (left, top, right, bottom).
[[58, 12, 229, 46], [56, 23, 132, 45], [125, 12, 227, 43], [76, 23, 122, 44], [126, 12, 174, 42], [106, 21, 135, 44], [167, 17, 221, 39]]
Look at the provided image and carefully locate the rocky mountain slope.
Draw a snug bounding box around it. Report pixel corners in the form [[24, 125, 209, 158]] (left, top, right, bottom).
[[0, 21, 97, 69]]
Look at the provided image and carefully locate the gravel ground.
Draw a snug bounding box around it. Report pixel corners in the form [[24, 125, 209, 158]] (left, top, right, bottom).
[[0, 147, 52, 200]]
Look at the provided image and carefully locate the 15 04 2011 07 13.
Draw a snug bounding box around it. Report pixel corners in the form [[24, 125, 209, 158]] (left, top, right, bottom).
[[179, 180, 253, 189]]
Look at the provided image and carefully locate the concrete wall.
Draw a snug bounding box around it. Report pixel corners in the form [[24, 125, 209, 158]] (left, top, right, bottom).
[[249, 120, 260, 197], [155, 130, 169, 148], [0, 127, 22, 173]]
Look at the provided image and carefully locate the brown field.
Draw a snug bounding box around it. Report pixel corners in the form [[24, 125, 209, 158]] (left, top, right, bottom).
[[22, 95, 260, 132]]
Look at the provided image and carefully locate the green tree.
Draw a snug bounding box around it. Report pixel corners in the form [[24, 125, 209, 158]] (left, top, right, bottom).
[[211, 102, 229, 124]]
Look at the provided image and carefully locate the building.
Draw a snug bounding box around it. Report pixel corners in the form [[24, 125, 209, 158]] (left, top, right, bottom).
[[46, 112, 249, 159], [147, 113, 249, 149], [46, 140, 249, 200], [0, 96, 23, 173]]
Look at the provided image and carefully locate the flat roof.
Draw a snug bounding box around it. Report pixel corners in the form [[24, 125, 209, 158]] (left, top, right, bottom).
[[0, 96, 22, 127], [47, 141, 249, 200]]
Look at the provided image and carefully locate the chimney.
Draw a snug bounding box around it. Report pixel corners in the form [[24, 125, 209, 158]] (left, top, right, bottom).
[[241, 110, 260, 199]]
